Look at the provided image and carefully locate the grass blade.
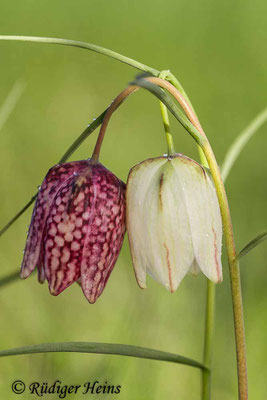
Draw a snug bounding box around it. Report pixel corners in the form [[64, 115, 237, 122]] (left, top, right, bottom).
[[0, 341, 207, 370], [221, 108, 267, 182], [0, 271, 20, 288], [238, 231, 267, 259], [0, 79, 26, 132], [0, 35, 158, 76]]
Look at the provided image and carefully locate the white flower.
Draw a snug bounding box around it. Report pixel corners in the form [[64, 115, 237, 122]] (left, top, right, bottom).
[[126, 154, 222, 292]]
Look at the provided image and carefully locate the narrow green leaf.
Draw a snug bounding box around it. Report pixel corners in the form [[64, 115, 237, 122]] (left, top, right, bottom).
[[58, 110, 106, 163], [0, 79, 26, 132], [221, 108, 267, 182], [0, 271, 20, 288], [238, 232, 267, 259], [0, 341, 207, 370], [0, 35, 158, 76], [0, 194, 37, 238]]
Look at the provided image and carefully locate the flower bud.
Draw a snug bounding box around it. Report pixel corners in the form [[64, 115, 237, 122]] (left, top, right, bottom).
[[126, 154, 222, 292], [21, 160, 126, 303]]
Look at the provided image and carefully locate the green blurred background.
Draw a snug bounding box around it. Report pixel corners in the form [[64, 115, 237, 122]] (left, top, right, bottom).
[[0, 0, 266, 398]]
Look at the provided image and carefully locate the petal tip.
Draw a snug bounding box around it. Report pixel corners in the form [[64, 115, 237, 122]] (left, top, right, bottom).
[[136, 278, 147, 290], [20, 267, 30, 279], [217, 272, 223, 284], [49, 287, 58, 296]]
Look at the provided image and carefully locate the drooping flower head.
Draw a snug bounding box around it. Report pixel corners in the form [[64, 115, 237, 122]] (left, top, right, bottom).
[[21, 160, 126, 303], [126, 154, 222, 292]]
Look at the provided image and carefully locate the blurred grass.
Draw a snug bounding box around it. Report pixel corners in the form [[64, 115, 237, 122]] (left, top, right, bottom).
[[0, 0, 267, 399]]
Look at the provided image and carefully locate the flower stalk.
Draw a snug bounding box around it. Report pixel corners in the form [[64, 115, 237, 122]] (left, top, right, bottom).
[[202, 279, 215, 399], [159, 101, 176, 156], [201, 144, 248, 399]]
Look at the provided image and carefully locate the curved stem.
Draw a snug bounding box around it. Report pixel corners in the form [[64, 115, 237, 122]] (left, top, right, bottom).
[[0, 37, 195, 108], [0, 35, 158, 76], [0, 342, 207, 370], [91, 86, 138, 160], [92, 76, 204, 160], [132, 77, 248, 399]]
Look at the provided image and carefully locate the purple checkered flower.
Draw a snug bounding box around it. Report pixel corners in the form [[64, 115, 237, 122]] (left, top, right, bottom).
[[21, 160, 126, 303]]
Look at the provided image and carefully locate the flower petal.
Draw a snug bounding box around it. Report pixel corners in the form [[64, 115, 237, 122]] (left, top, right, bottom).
[[43, 173, 93, 295], [126, 158, 166, 289], [189, 259, 200, 276], [80, 164, 126, 303], [20, 161, 89, 279], [171, 156, 223, 283], [127, 157, 195, 292]]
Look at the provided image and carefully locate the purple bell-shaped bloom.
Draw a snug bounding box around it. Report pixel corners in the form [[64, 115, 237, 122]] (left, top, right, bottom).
[[21, 160, 126, 303]]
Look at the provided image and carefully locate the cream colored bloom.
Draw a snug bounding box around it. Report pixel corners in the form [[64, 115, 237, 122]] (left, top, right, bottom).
[[126, 154, 222, 292]]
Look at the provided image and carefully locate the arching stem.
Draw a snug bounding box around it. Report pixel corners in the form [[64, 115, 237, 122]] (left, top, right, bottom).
[[91, 86, 138, 160], [92, 76, 199, 161]]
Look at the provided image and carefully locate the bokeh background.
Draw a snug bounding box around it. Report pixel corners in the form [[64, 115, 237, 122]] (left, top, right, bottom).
[[0, 1, 266, 399]]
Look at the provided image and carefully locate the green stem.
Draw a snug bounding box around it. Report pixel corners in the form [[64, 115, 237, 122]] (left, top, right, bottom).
[[0, 37, 195, 121], [202, 280, 215, 399], [0, 35, 158, 75], [202, 144, 248, 400], [0, 342, 207, 370], [198, 148, 214, 400], [161, 70, 195, 112], [159, 101, 175, 156]]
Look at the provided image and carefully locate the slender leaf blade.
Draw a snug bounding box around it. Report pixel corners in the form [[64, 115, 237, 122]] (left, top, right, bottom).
[[0, 79, 26, 132], [0, 341, 207, 370], [238, 232, 267, 259], [221, 108, 267, 182]]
